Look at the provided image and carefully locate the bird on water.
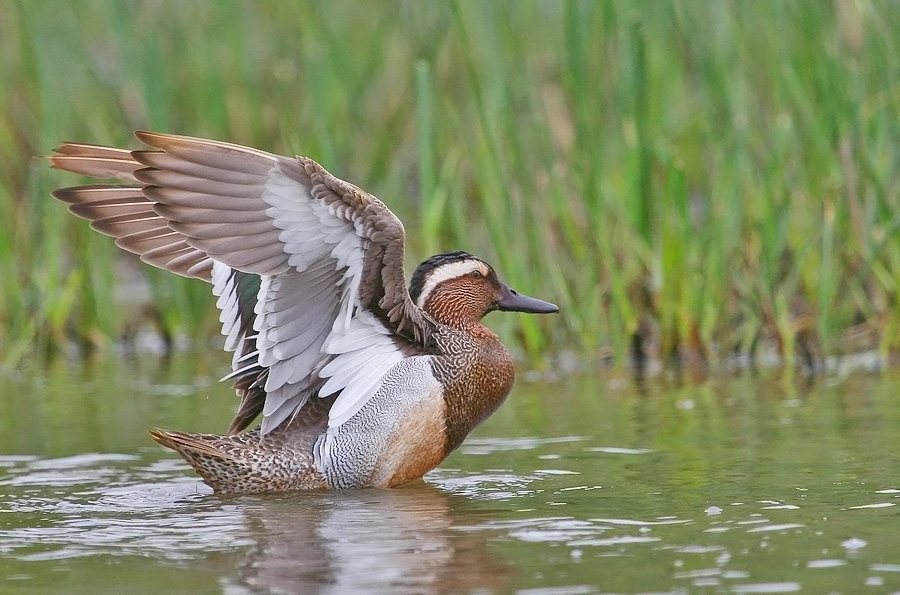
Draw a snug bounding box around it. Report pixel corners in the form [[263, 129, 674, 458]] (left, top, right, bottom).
[[50, 131, 559, 493]]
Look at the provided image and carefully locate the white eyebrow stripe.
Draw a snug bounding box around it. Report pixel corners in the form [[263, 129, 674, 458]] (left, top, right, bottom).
[[415, 259, 489, 308]]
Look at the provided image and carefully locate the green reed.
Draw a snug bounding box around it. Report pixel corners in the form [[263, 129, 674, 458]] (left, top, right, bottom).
[[2, 0, 899, 370]]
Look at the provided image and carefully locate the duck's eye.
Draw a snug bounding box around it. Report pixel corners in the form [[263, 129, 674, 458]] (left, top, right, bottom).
[[469, 269, 483, 279]]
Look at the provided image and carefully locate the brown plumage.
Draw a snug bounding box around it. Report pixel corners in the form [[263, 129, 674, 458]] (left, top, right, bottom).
[[50, 131, 558, 493]]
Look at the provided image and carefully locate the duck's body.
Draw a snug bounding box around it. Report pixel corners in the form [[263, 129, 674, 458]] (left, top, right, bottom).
[[50, 132, 557, 493]]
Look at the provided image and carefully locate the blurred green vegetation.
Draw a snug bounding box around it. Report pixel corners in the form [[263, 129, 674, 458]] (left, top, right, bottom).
[[2, 0, 900, 370]]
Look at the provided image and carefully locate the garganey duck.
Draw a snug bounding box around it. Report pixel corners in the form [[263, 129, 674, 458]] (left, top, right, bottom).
[[50, 132, 558, 493]]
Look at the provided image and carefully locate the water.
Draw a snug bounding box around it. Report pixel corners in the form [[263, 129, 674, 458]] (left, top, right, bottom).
[[2, 356, 900, 593]]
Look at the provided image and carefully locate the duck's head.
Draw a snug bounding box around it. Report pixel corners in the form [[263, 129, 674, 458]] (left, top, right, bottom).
[[409, 251, 559, 328]]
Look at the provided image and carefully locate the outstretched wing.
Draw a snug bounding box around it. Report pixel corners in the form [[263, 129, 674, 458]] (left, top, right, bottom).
[[51, 132, 437, 435]]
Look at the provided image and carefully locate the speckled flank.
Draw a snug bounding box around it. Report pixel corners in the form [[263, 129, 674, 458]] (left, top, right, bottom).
[[151, 429, 328, 494], [149, 393, 335, 493]]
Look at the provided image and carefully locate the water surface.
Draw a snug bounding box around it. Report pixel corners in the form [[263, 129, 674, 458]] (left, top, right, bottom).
[[2, 357, 899, 593]]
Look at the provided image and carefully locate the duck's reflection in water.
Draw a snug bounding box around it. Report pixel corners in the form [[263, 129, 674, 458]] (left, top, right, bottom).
[[220, 481, 512, 593]]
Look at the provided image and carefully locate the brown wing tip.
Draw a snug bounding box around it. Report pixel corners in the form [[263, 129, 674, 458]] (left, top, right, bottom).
[[51, 142, 135, 157], [47, 152, 81, 170], [50, 187, 72, 202], [133, 130, 168, 146], [53, 141, 108, 155], [133, 130, 278, 162], [48, 142, 143, 179], [134, 130, 206, 152]]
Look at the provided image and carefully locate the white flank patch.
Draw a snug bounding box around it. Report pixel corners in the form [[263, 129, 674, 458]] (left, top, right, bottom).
[[320, 310, 406, 427]]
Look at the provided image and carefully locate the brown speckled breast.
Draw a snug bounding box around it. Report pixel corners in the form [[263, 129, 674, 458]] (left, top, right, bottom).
[[433, 326, 516, 455]]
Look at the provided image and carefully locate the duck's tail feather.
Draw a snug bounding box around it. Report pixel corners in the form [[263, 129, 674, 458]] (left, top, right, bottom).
[[149, 428, 327, 494]]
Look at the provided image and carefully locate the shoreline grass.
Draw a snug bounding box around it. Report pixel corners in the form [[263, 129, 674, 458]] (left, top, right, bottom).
[[2, 1, 900, 372]]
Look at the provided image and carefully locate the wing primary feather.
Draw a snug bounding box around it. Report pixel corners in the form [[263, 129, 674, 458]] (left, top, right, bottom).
[[51, 132, 438, 437]]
